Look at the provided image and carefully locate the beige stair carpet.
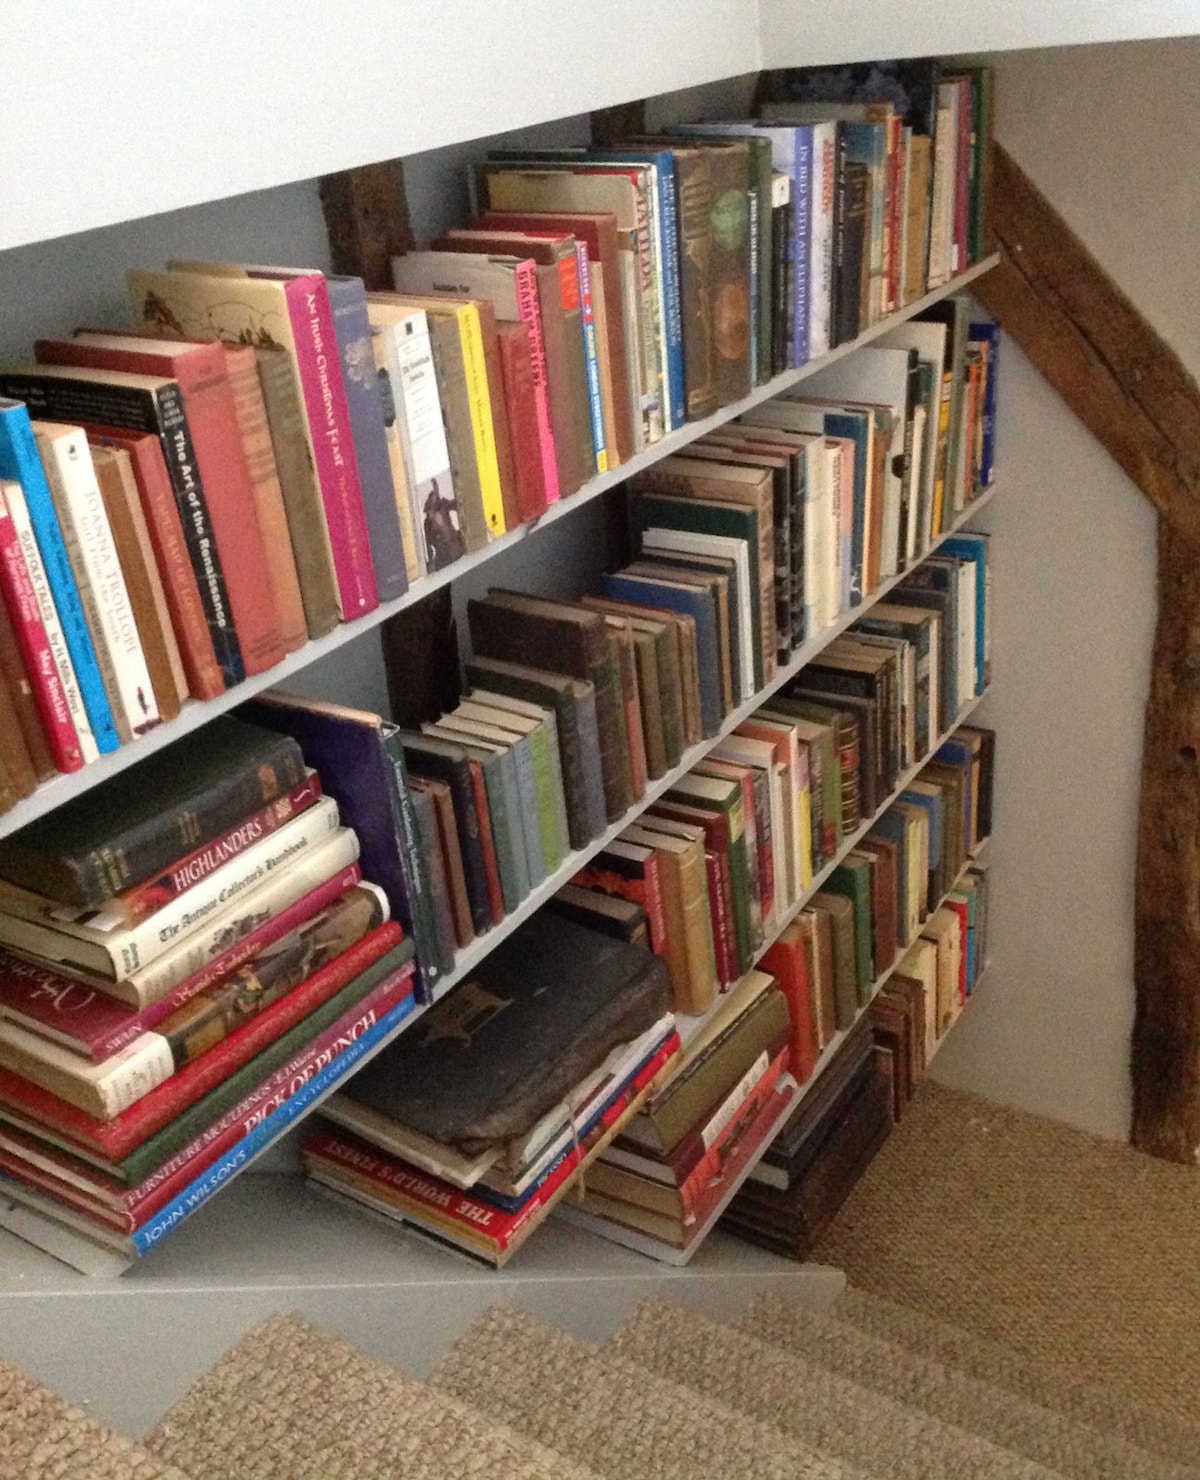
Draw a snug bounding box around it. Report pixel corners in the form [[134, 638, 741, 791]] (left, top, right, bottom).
[[0, 1358, 186, 1480], [611, 1297, 1060, 1480], [811, 1079, 1200, 1428], [833, 1287, 1200, 1472], [738, 1292, 1196, 1480], [430, 1302, 871, 1480], [143, 1313, 596, 1480]]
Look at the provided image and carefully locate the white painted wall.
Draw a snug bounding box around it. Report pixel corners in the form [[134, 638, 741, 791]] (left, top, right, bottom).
[[929, 37, 1200, 1140]]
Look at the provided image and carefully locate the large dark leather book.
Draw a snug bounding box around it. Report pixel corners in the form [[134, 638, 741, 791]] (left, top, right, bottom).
[[467, 590, 631, 822], [336, 911, 671, 1154], [0, 716, 303, 907]]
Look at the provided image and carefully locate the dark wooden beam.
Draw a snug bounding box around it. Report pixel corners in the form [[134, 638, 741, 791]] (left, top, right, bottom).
[[318, 159, 415, 291], [973, 146, 1200, 548], [973, 144, 1200, 1161], [590, 99, 647, 146]]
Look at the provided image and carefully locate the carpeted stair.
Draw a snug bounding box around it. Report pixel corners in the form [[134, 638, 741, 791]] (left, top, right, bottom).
[[6, 1283, 1200, 1479]]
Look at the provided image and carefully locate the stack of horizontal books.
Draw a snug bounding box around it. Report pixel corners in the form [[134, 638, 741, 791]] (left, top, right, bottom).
[[304, 909, 677, 1266], [0, 716, 416, 1263]]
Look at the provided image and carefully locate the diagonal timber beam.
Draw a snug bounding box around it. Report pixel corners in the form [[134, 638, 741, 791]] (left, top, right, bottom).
[[974, 144, 1200, 1161]]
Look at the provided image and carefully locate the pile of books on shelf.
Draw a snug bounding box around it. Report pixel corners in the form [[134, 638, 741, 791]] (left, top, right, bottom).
[[0, 716, 418, 1263], [562, 720, 994, 1261], [302, 910, 677, 1266], [0, 59, 994, 821]]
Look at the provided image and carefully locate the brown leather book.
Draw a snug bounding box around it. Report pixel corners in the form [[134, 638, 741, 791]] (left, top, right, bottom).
[[0, 594, 54, 781], [89, 444, 187, 722], [410, 774, 473, 950], [809, 890, 859, 1030], [852, 837, 899, 971], [495, 321, 549, 523]]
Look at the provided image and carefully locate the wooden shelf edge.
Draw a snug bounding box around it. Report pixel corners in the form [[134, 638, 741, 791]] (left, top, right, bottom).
[[0, 255, 999, 843]]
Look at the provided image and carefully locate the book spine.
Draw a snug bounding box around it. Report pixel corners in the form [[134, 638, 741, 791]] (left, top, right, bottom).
[[388, 309, 458, 574], [410, 784, 456, 961], [747, 187, 760, 384], [509, 738, 546, 887], [512, 261, 562, 505], [574, 243, 608, 474], [8, 471, 101, 762], [35, 427, 159, 739], [380, 730, 449, 999], [0, 484, 83, 772], [222, 346, 308, 651], [703, 848, 735, 986], [792, 127, 813, 367], [131, 981, 415, 1253], [371, 328, 424, 583], [282, 277, 379, 618], [650, 159, 686, 432], [495, 323, 548, 522], [253, 348, 342, 638], [674, 151, 718, 421], [324, 279, 408, 602], [0, 406, 119, 753], [526, 726, 564, 873], [0, 1023, 175, 1120], [678, 1047, 788, 1215], [455, 304, 507, 537], [468, 761, 505, 928]]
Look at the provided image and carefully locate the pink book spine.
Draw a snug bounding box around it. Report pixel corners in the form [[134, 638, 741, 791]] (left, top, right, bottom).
[[512, 260, 561, 505], [0, 866, 363, 1062], [282, 275, 380, 617], [127, 961, 414, 1209], [0, 484, 82, 773]]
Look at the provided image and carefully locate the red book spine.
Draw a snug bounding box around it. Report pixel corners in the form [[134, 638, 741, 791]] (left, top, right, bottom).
[[468, 758, 505, 928], [761, 936, 816, 1084], [640, 852, 667, 958], [0, 963, 415, 1229], [280, 275, 379, 619], [495, 322, 549, 522], [0, 483, 82, 772], [886, 117, 903, 314], [0, 922, 403, 1160], [678, 1069, 794, 1233], [511, 260, 561, 505], [34, 338, 286, 676], [118, 774, 323, 923], [80, 426, 224, 701], [0, 865, 363, 1062], [678, 1046, 789, 1217]]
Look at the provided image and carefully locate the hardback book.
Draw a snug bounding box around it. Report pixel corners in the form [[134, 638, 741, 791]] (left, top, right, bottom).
[[462, 656, 605, 850], [761, 924, 818, 1085], [0, 585, 55, 783], [408, 776, 473, 950], [369, 325, 425, 584], [238, 692, 447, 999], [0, 364, 246, 687], [432, 708, 541, 891], [620, 819, 716, 1015], [30, 336, 288, 677], [649, 797, 739, 983], [0, 926, 408, 1164], [407, 782, 456, 967], [87, 444, 187, 723], [127, 266, 378, 621], [0, 884, 387, 1119], [494, 321, 550, 522], [579, 597, 685, 772], [0, 794, 342, 980], [711, 732, 787, 921], [0, 715, 304, 906], [572, 838, 666, 956], [466, 686, 571, 862], [854, 837, 900, 970], [0, 862, 360, 1064], [824, 855, 876, 1003], [808, 890, 858, 1030], [455, 698, 566, 875], [467, 589, 631, 823], [0, 400, 120, 753], [547, 883, 648, 947], [0, 480, 87, 773], [332, 910, 671, 1154]]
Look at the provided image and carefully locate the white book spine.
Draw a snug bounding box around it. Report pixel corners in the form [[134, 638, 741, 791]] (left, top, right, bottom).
[[0, 1018, 174, 1119], [3, 479, 98, 763], [927, 100, 954, 288], [392, 308, 451, 572], [36, 426, 158, 738], [808, 123, 837, 360]]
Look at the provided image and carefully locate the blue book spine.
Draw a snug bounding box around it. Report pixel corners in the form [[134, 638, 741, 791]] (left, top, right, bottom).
[[574, 245, 607, 473], [0, 401, 120, 754], [325, 277, 408, 602], [969, 321, 1000, 487], [939, 537, 988, 695], [792, 127, 813, 368], [132, 991, 417, 1255]]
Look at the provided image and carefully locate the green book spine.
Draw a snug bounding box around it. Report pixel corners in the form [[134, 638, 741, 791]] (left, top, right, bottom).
[[826, 859, 875, 1004], [381, 729, 453, 981], [595, 634, 633, 819], [525, 724, 564, 872], [117, 941, 414, 1185], [507, 733, 546, 887], [652, 625, 684, 770]]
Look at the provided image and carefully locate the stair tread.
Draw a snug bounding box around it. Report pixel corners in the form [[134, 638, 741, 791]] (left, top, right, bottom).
[[142, 1313, 596, 1480], [431, 1302, 873, 1480], [0, 1358, 186, 1480], [740, 1293, 1197, 1480], [834, 1287, 1200, 1469], [612, 1297, 1063, 1480]]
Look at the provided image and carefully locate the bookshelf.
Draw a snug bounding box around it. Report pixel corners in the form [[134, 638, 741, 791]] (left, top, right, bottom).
[[0, 11, 1029, 1428]]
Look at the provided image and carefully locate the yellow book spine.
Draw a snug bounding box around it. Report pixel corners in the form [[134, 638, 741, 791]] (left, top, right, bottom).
[[455, 303, 506, 538], [797, 785, 814, 891]]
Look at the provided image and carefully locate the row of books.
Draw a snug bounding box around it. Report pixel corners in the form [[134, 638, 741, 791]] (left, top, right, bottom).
[[0, 56, 995, 821], [303, 909, 677, 1267], [0, 716, 421, 1261], [561, 722, 993, 1261]]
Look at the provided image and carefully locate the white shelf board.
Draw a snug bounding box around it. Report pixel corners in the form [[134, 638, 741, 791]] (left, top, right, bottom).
[[0, 255, 999, 844]]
